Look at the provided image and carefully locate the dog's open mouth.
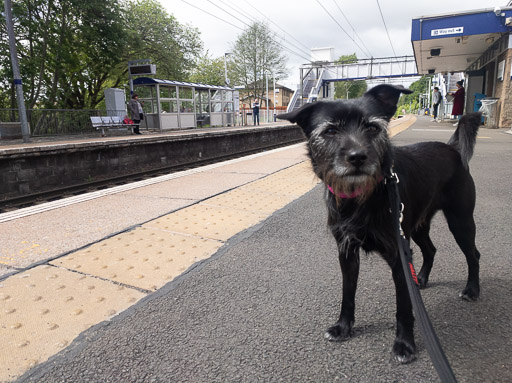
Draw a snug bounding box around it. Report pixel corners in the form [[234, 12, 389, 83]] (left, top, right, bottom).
[[326, 172, 381, 201]]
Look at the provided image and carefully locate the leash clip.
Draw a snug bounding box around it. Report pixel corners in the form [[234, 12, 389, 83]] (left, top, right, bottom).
[[385, 168, 399, 185], [399, 202, 405, 236]]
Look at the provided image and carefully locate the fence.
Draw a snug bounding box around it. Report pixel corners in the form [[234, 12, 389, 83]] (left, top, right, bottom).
[[240, 106, 288, 125], [0, 106, 291, 138], [0, 109, 127, 137]]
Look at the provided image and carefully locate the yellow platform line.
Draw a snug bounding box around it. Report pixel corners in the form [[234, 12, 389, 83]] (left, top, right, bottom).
[[389, 115, 417, 138]]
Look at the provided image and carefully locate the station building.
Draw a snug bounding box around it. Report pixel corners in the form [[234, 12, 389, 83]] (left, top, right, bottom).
[[412, 5, 512, 128]]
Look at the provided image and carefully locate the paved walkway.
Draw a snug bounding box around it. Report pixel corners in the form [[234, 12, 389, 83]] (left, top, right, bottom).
[[1, 114, 455, 382]]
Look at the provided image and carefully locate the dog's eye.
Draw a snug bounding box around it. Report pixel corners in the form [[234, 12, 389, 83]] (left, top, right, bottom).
[[366, 124, 380, 133], [324, 127, 337, 136]]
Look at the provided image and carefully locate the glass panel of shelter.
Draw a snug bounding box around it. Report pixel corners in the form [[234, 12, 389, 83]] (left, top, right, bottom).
[[159, 85, 178, 113], [134, 83, 235, 129]]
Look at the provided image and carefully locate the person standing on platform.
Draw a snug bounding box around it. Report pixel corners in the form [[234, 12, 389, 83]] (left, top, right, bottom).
[[129, 93, 142, 134], [431, 87, 441, 122], [252, 99, 260, 125], [449, 80, 465, 126]]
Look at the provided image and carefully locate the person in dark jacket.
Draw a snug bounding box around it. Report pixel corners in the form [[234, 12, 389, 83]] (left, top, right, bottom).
[[128, 94, 142, 134], [252, 99, 260, 125], [431, 87, 441, 122], [449, 80, 465, 126]]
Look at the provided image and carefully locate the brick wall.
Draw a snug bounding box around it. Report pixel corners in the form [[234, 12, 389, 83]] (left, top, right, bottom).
[[0, 126, 305, 201], [497, 49, 512, 128]]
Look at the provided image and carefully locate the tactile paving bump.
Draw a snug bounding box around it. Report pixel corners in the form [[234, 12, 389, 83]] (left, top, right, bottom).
[[143, 204, 268, 242], [0, 265, 145, 382], [203, 162, 319, 214], [51, 227, 223, 291]]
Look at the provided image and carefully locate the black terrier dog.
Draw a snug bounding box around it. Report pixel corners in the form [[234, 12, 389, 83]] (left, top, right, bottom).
[[278, 84, 481, 363]]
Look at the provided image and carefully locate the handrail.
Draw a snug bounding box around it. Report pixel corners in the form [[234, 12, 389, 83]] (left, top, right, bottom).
[[307, 68, 325, 103], [286, 87, 300, 113]]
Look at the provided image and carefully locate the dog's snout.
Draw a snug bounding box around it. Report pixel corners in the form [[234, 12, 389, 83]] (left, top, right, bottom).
[[346, 150, 368, 166]]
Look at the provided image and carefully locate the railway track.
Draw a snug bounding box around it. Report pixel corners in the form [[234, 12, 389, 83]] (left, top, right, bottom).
[[0, 139, 304, 214]]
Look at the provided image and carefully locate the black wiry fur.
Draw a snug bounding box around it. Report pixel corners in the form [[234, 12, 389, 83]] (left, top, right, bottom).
[[278, 84, 482, 363]]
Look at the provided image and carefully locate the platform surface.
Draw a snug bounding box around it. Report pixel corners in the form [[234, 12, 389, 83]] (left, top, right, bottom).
[[12, 115, 512, 383]]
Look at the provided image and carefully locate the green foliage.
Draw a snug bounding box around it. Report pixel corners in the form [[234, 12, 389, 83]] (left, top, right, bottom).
[[395, 75, 432, 115], [0, 0, 202, 109], [333, 53, 367, 99], [229, 21, 288, 105], [188, 54, 225, 86], [124, 0, 202, 81], [335, 53, 358, 64]]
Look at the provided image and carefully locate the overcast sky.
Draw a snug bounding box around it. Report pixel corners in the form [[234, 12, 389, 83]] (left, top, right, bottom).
[[163, 0, 502, 88]]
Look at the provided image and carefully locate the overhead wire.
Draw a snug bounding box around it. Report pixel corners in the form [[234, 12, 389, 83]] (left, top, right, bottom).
[[375, 0, 399, 73], [180, 0, 411, 91], [179, 0, 315, 64], [314, 0, 371, 59], [205, 0, 252, 29], [238, 0, 324, 61], [216, 0, 323, 63], [180, 0, 244, 31], [331, 0, 373, 58]]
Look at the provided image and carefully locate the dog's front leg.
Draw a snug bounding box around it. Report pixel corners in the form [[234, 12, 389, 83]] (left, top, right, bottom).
[[389, 257, 417, 363], [325, 245, 360, 342]]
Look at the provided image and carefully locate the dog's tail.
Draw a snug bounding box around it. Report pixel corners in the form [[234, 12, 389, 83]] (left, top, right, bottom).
[[447, 112, 481, 169]]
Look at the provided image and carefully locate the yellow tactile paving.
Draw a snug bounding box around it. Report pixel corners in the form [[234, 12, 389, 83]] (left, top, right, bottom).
[[143, 204, 268, 242], [142, 162, 318, 242], [389, 115, 417, 137], [0, 265, 145, 382], [203, 163, 319, 214], [51, 228, 223, 291]]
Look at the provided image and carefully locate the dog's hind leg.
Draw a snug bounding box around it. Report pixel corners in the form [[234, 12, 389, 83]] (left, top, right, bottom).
[[325, 245, 360, 342], [411, 223, 437, 289], [388, 256, 417, 363], [443, 208, 481, 301]]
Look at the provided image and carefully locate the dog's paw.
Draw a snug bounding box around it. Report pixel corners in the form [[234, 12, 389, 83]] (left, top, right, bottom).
[[417, 276, 428, 289], [324, 322, 352, 342], [417, 270, 430, 289], [392, 339, 417, 364], [459, 285, 479, 301]]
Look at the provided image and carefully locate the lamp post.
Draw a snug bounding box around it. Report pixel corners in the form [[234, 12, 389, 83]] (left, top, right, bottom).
[[265, 70, 269, 123], [224, 53, 231, 86], [272, 73, 276, 122], [4, 0, 30, 142]]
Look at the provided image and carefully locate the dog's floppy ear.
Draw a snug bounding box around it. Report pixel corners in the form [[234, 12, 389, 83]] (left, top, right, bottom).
[[363, 84, 413, 119], [277, 102, 322, 138]]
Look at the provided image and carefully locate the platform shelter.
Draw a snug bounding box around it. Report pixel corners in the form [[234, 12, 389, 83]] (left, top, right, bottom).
[[132, 77, 236, 130]]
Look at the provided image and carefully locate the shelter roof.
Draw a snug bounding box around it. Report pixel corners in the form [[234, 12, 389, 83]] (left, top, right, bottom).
[[133, 77, 233, 91], [411, 7, 512, 74]]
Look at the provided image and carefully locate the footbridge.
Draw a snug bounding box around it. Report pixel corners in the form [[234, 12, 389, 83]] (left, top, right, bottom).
[[288, 56, 419, 111]]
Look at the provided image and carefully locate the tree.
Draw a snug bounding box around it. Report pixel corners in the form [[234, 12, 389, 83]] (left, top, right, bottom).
[[0, 0, 203, 110], [395, 75, 432, 115], [334, 53, 367, 99], [0, 0, 128, 109], [229, 22, 287, 107], [124, 0, 202, 81], [188, 54, 225, 86]]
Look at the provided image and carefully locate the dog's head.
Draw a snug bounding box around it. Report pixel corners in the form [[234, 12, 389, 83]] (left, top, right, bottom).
[[278, 84, 412, 203]]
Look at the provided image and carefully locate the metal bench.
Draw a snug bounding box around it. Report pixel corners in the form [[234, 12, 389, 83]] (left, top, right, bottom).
[[90, 116, 135, 137]]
